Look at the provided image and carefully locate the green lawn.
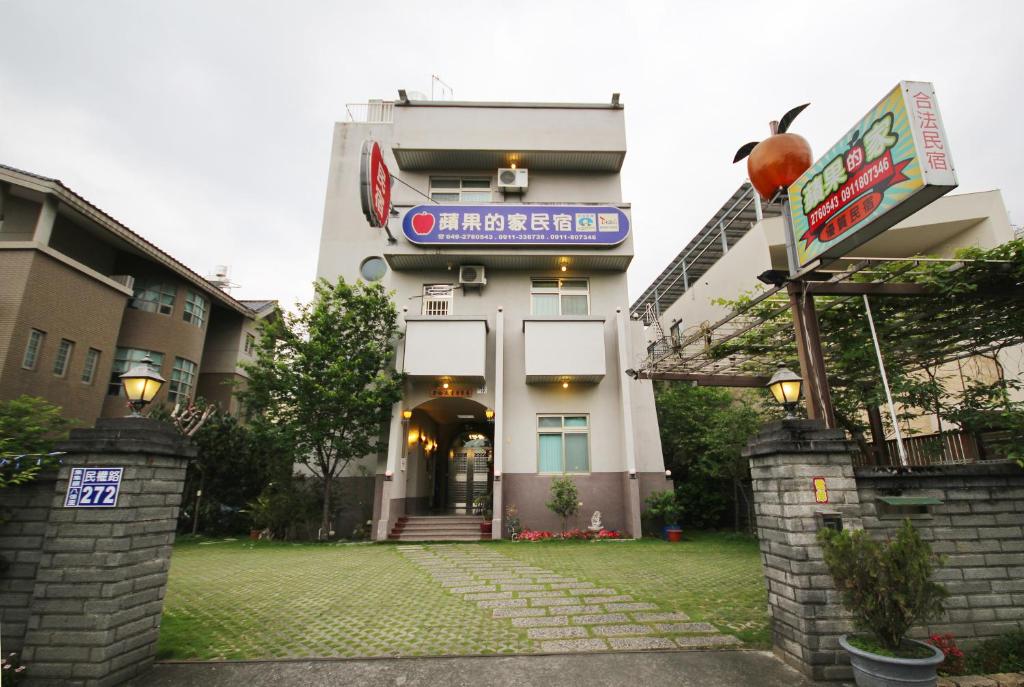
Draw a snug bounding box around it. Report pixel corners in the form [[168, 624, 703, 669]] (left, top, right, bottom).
[[157, 533, 769, 660]]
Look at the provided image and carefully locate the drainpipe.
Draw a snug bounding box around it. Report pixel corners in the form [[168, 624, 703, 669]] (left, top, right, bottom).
[[492, 307, 504, 539], [616, 309, 642, 538]]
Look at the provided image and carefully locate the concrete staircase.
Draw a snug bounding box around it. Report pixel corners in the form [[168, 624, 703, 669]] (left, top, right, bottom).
[[389, 515, 490, 542]]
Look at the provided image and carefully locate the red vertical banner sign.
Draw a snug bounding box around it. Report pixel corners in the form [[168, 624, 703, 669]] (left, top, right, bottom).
[[360, 140, 391, 229]]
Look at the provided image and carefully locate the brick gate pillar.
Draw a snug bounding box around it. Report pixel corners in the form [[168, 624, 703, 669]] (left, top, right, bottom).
[[744, 419, 863, 683], [19, 417, 195, 686]]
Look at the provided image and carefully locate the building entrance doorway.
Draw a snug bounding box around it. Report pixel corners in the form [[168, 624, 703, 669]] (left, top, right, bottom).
[[447, 430, 493, 513], [404, 397, 493, 516]]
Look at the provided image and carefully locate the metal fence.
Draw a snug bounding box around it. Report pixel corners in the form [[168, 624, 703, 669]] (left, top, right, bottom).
[[344, 101, 394, 124]]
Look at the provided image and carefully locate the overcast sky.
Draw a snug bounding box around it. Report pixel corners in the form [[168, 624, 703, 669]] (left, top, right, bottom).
[[2, 1, 1021, 307]]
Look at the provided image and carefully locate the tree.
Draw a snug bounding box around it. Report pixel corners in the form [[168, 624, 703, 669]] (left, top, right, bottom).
[[655, 383, 769, 530], [239, 277, 404, 535], [0, 396, 71, 489], [546, 476, 580, 532]]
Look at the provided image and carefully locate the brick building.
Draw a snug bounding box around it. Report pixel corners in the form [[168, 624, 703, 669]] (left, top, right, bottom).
[[0, 164, 275, 424]]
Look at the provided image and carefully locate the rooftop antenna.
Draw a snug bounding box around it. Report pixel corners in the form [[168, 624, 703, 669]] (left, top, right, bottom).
[[431, 74, 453, 101], [206, 264, 238, 293]]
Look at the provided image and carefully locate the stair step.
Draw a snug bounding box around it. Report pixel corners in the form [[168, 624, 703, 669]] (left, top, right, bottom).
[[390, 534, 486, 542]]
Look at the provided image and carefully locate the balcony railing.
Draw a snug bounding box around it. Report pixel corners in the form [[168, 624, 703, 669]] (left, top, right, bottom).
[[403, 316, 487, 384], [344, 101, 394, 124], [523, 318, 606, 383]]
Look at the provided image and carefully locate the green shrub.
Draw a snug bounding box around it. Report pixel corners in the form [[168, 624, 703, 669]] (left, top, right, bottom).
[[963, 630, 1024, 674], [546, 476, 580, 531], [642, 490, 682, 533], [675, 481, 728, 530], [818, 520, 947, 653]]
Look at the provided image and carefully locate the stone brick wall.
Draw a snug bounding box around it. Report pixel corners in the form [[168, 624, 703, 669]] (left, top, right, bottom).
[[856, 461, 1024, 646], [0, 472, 56, 655], [745, 419, 862, 682], [1, 417, 193, 686]]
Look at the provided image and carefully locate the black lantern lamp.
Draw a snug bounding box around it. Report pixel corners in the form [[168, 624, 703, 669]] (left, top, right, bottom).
[[766, 364, 803, 419], [119, 356, 165, 417]]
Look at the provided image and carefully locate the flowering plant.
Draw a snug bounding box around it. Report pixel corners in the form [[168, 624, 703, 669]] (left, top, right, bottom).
[[927, 633, 965, 676], [2, 652, 27, 685], [594, 528, 622, 539], [517, 529, 554, 541]]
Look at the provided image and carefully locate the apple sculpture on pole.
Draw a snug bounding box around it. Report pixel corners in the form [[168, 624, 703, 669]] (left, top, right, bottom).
[[734, 103, 813, 200]]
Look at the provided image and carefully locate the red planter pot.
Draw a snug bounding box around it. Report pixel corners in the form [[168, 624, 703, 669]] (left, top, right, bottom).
[[480, 521, 493, 534], [666, 527, 683, 542]]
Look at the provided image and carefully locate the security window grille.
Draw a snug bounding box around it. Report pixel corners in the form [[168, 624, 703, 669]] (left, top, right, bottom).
[[530, 279, 590, 316], [130, 279, 176, 315], [244, 333, 256, 354], [429, 177, 492, 202], [537, 415, 590, 474], [81, 348, 101, 385], [109, 348, 164, 396], [422, 284, 454, 316], [168, 357, 197, 405], [669, 321, 681, 345], [53, 339, 74, 377], [22, 329, 45, 370], [183, 290, 208, 328]]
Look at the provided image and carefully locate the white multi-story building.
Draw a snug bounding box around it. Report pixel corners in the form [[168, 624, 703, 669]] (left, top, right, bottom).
[[316, 94, 665, 540]]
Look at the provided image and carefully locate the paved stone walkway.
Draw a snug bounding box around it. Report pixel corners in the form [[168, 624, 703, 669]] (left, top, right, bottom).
[[398, 544, 741, 653]]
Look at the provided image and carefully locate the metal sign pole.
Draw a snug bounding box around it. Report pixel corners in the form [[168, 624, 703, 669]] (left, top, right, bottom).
[[862, 294, 908, 467], [780, 195, 800, 277]]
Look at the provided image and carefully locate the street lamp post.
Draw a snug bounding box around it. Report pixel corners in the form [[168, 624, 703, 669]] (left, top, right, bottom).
[[766, 364, 803, 419], [119, 356, 165, 417]]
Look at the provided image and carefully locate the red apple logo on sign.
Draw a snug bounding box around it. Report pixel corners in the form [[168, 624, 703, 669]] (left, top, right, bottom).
[[411, 212, 435, 235]]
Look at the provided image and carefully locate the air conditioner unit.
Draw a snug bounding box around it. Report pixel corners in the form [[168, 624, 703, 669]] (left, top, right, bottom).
[[497, 167, 528, 193], [459, 265, 487, 287], [109, 274, 136, 290]]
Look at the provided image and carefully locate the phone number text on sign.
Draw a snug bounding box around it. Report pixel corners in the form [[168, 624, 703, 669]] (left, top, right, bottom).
[[64, 467, 124, 508]]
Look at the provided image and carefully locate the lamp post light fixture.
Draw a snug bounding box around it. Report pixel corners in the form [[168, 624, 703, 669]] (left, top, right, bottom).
[[402, 409, 412, 420], [766, 364, 803, 419], [119, 356, 165, 417], [485, 408, 495, 422]]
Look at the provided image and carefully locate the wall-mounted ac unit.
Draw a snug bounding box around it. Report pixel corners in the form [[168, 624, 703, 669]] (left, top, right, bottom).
[[109, 274, 136, 290], [459, 265, 487, 287], [497, 168, 528, 193]]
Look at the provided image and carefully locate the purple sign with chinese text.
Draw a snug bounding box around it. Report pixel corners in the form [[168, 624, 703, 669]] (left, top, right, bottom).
[[402, 205, 630, 246]]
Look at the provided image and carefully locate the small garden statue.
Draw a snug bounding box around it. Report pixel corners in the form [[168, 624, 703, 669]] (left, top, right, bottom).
[[588, 510, 603, 533]]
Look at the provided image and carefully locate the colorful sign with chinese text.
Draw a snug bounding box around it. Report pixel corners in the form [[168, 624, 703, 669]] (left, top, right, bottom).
[[64, 467, 123, 508], [788, 82, 957, 268], [360, 140, 391, 229], [812, 476, 829, 505], [402, 205, 630, 246]]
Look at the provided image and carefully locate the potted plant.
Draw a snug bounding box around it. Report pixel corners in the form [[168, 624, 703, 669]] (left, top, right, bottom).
[[642, 490, 683, 541], [818, 520, 948, 687], [473, 492, 493, 534]]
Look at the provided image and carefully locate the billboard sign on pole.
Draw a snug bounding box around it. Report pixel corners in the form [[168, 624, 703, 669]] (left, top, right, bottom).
[[787, 81, 957, 268]]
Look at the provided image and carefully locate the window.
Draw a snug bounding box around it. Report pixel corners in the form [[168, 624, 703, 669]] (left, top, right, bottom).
[[359, 256, 387, 282], [429, 177, 492, 202], [168, 357, 197, 405], [22, 329, 45, 370], [109, 348, 164, 396], [81, 348, 101, 384], [669, 321, 681, 345], [130, 279, 176, 315], [422, 284, 454, 316], [537, 415, 590, 473], [244, 333, 256, 355], [183, 290, 207, 328], [53, 339, 74, 377], [531, 279, 590, 316]]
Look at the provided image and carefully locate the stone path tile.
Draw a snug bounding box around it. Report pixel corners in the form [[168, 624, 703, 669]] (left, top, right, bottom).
[[511, 616, 569, 628], [530, 597, 578, 607], [570, 613, 629, 625], [608, 637, 678, 650], [592, 624, 654, 636], [654, 622, 718, 633], [568, 587, 616, 596], [518, 591, 567, 599], [557, 605, 604, 616], [463, 592, 513, 601], [549, 582, 595, 590], [527, 627, 588, 640], [675, 635, 742, 647], [604, 602, 657, 612], [492, 607, 546, 618], [500, 584, 545, 591], [478, 598, 527, 608], [449, 585, 496, 594], [632, 612, 690, 622], [539, 639, 609, 653], [583, 594, 633, 604]]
